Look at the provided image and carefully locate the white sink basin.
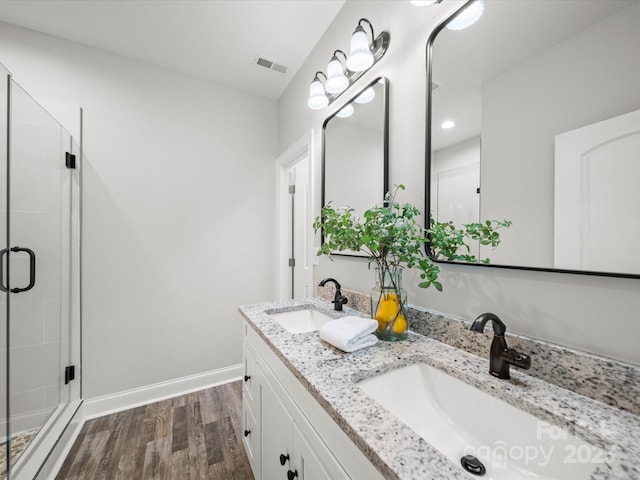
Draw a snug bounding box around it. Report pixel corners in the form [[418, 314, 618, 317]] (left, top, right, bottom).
[[358, 362, 603, 480], [268, 307, 335, 334]]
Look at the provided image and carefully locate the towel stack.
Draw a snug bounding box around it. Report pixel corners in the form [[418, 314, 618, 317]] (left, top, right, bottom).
[[319, 316, 378, 352]]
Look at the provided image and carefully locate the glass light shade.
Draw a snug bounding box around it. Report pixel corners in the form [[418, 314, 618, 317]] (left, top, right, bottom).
[[336, 104, 354, 118], [346, 28, 374, 72], [307, 78, 328, 110], [446, 0, 484, 30], [354, 86, 375, 104], [325, 57, 349, 94]]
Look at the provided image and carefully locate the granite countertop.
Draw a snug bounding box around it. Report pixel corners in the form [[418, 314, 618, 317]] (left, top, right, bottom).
[[238, 297, 640, 480]]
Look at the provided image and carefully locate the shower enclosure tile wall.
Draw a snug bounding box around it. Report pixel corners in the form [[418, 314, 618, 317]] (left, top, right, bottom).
[[0, 62, 81, 480]]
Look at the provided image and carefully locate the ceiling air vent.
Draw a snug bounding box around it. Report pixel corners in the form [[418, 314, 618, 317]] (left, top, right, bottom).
[[253, 55, 288, 74]]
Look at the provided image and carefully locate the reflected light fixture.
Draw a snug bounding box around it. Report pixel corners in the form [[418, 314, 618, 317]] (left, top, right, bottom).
[[336, 104, 354, 118], [447, 0, 484, 30], [325, 50, 349, 94], [307, 71, 328, 110], [354, 86, 375, 104], [441, 120, 455, 129]]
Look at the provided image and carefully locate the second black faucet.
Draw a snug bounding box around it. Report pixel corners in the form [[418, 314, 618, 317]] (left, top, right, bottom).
[[470, 313, 531, 379]]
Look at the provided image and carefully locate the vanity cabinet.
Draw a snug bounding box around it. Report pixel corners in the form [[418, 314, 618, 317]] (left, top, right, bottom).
[[242, 321, 384, 480]]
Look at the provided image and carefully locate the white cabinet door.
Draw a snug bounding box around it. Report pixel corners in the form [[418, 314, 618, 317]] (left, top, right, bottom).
[[261, 367, 294, 480], [291, 422, 350, 480]]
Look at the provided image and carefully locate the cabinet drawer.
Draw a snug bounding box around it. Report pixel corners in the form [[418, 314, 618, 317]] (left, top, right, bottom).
[[242, 341, 259, 407], [242, 398, 260, 475]]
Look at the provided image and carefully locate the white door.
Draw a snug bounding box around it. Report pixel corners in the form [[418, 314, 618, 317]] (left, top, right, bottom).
[[436, 162, 480, 258], [290, 158, 313, 298], [555, 109, 640, 273]]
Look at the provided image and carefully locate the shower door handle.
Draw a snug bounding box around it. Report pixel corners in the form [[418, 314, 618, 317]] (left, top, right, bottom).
[[0, 248, 7, 292], [9, 246, 36, 293]]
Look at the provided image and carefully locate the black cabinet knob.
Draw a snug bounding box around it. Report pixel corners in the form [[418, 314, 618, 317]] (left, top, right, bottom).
[[244, 430, 250, 437], [244, 375, 251, 382], [279, 453, 289, 466], [287, 470, 298, 480]]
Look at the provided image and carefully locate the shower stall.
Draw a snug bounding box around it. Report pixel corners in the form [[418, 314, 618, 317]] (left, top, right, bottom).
[[0, 63, 82, 478]]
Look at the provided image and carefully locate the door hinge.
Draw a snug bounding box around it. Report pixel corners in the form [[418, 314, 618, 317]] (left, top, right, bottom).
[[65, 365, 76, 384], [65, 152, 76, 169], [288, 258, 295, 267], [288, 185, 295, 194], [476, 187, 480, 194]]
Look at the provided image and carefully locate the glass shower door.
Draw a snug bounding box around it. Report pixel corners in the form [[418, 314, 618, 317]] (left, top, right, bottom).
[[6, 80, 74, 478]]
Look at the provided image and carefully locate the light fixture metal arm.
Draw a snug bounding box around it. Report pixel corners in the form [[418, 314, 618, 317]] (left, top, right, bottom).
[[333, 49, 348, 62], [358, 18, 375, 41]]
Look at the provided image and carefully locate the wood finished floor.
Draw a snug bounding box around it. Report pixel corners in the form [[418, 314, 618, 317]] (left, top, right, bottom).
[[56, 381, 254, 480]]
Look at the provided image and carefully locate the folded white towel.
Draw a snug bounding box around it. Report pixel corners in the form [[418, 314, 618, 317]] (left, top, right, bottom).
[[319, 316, 378, 353]]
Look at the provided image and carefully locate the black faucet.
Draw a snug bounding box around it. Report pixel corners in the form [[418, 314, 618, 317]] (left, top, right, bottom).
[[469, 313, 531, 379], [318, 278, 348, 311]]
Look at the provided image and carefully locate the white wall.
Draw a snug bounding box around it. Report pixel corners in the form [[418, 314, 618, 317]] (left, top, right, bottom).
[[277, 1, 640, 365], [0, 22, 277, 398]]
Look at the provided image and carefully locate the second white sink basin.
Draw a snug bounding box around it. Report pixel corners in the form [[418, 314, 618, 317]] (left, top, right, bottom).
[[358, 362, 603, 480], [268, 307, 335, 334]]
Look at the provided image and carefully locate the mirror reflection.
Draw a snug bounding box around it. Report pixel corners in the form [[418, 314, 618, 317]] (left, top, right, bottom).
[[428, 0, 640, 276], [323, 77, 388, 257]]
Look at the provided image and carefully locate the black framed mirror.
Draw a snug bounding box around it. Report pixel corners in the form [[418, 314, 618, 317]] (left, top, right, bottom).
[[426, 0, 640, 278], [322, 76, 389, 257]]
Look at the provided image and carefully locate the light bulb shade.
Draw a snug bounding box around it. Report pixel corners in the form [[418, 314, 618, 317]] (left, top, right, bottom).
[[346, 27, 374, 72], [336, 104, 354, 118], [354, 86, 375, 104], [307, 79, 328, 109], [325, 57, 349, 94], [447, 0, 484, 30]]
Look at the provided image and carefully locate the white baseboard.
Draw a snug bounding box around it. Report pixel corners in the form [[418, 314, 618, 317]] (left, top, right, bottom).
[[83, 364, 243, 420]]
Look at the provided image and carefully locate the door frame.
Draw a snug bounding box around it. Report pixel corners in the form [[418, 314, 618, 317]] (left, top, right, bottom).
[[275, 131, 317, 300]]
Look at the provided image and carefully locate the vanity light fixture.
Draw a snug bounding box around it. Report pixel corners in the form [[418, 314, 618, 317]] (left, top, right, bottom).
[[325, 50, 349, 94], [441, 120, 455, 129], [447, 0, 484, 30], [306, 18, 389, 110], [307, 71, 329, 110], [336, 104, 354, 118], [354, 86, 376, 104]]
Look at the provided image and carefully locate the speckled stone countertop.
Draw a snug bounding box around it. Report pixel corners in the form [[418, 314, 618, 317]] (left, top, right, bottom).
[[238, 297, 640, 480]]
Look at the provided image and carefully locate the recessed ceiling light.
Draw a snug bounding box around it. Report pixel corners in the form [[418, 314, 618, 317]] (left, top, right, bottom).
[[441, 120, 455, 129]]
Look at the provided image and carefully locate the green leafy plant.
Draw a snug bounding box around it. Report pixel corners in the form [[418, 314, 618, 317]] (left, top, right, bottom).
[[313, 184, 510, 292]]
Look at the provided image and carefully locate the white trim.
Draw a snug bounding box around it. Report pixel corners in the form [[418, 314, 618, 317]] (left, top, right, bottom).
[[275, 130, 316, 300], [83, 364, 242, 419]]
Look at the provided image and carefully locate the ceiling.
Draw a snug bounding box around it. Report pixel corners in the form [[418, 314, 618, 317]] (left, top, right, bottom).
[[0, 0, 345, 100]]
